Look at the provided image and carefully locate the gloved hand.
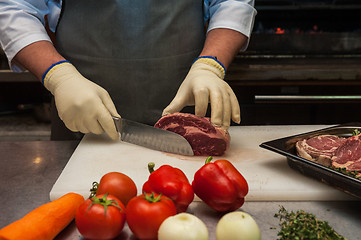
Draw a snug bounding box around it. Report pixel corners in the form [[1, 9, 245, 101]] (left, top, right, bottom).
[[43, 61, 120, 140], [162, 57, 240, 129]]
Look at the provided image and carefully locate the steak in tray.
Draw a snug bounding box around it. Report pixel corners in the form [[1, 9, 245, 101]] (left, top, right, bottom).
[[332, 133, 361, 173], [260, 123, 361, 199], [296, 135, 347, 167], [296, 132, 361, 176]]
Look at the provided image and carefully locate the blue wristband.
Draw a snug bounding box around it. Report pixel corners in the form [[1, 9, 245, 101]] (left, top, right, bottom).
[[41, 60, 70, 85]]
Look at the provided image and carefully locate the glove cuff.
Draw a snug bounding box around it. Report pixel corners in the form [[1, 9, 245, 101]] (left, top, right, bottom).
[[42, 60, 71, 85], [42, 60, 80, 94], [193, 56, 226, 79]]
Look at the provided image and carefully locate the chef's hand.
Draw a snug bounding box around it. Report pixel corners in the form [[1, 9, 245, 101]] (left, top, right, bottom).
[[43, 61, 120, 140], [162, 57, 240, 129]]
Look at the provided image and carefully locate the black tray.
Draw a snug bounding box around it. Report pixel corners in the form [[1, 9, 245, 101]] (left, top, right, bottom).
[[260, 123, 361, 199]]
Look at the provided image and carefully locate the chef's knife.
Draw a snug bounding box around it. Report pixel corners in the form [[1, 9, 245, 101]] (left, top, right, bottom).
[[112, 116, 194, 156]]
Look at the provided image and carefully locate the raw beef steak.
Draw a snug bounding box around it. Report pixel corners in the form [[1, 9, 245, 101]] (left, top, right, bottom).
[[331, 134, 361, 172], [296, 135, 347, 166], [154, 112, 230, 156]]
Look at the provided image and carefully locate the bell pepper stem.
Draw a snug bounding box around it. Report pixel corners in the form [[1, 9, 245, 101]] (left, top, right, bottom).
[[205, 156, 213, 164], [148, 162, 156, 174]]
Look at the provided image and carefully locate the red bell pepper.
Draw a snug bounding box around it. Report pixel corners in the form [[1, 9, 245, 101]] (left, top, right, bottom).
[[142, 162, 194, 213], [192, 156, 248, 212]]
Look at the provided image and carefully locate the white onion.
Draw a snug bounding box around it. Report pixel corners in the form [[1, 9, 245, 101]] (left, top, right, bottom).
[[158, 213, 209, 240], [216, 211, 261, 240]]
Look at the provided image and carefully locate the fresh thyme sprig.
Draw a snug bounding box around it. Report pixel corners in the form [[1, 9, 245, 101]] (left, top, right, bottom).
[[274, 206, 347, 240], [352, 129, 360, 136], [329, 167, 361, 180]]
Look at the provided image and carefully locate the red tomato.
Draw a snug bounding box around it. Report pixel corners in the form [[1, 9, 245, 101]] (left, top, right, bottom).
[[95, 172, 137, 206], [75, 194, 126, 240], [126, 193, 177, 240]]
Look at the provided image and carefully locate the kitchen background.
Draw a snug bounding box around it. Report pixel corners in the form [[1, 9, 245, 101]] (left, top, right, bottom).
[[1, 0, 361, 141]]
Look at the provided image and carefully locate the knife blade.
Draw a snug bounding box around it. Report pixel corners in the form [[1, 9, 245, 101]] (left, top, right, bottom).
[[112, 116, 194, 156]]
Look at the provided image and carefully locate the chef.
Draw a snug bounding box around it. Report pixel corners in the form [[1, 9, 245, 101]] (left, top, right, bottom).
[[0, 0, 256, 140]]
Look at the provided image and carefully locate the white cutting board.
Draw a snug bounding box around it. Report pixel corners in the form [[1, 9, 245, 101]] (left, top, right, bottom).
[[50, 125, 357, 201]]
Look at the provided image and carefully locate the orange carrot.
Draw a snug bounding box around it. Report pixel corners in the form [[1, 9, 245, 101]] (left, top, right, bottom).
[[0, 192, 84, 240]]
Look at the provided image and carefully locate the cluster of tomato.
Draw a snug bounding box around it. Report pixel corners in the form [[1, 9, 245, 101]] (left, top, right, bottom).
[[74, 157, 249, 240]]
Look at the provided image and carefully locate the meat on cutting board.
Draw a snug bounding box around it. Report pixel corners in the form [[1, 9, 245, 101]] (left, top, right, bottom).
[[296, 135, 347, 166], [332, 134, 361, 172], [154, 112, 230, 156]]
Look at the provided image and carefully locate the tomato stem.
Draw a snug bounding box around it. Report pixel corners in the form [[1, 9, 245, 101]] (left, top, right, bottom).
[[89, 193, 123, 216], [89, 181, 99, 198], [144, 192, 162, 203]]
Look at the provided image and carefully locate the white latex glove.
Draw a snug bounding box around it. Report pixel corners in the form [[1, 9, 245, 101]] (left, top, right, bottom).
[[43, 61, 120, 140], [162, 57, 240, 129]]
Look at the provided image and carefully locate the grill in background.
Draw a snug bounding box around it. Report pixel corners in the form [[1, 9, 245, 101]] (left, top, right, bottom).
[[226, 0, 361, 125]]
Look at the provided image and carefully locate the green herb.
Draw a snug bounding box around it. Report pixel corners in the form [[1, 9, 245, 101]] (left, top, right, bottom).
[[329, 167, 361, 180], [352, 129, 360, 136], [274, 206, 347, 240]]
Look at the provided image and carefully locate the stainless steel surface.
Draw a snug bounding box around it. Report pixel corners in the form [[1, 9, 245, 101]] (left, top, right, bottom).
[[112, 116, 194, 156], [0, 112, 51, 141], [0, 141, 80, 225], [0, 140, 361, 240]]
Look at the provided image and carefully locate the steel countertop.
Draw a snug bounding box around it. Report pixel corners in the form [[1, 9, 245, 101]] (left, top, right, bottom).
[[0, 140, 360, 240]]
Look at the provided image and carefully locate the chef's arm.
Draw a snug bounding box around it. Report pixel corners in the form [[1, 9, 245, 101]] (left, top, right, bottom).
[[14, 41, 65, 80], [13, 41, 120, 140], [162, 28, 246, 128], [199, 28, 247, 70]]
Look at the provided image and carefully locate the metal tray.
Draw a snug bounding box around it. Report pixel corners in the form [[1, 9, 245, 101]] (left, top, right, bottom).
[[260, 123, 361, 199]]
